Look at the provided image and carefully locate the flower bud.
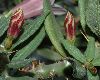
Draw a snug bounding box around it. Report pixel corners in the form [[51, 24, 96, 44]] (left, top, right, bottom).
[[4, 8, 24, 49], [64, 11, 76, 43], [7, 8, 24, 38]]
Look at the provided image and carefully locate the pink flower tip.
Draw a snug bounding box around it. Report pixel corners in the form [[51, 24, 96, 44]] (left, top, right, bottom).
[[13, 0, 55, 19]]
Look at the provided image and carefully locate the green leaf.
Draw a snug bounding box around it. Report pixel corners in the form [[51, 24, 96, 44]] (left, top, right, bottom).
[[0, 15, 10, 37], [94, 42, 100, 59], [62, 40, 86, 63], [44, 0, 66, 57], [92, 41, 100, 66], [8, 58, 33, 69], [9, 77, 36, 80], [86, 0, 100, 37], [84, 37, 95, 62], [87, 70, 99, 80], [43, 0, 51, 14], [3, 76, 37, 80], [45, 13, 66, 58], [0, 76, 6, 80], [92, 56, 100, 66], [72, 60, 86, 79], [14, 0, 22, 4], [12, 12, 49, 49], [36, 48, 62, 61], [43, 0, 64, 42], [78, 0, 86, 30], [11, 27, 45, 61]]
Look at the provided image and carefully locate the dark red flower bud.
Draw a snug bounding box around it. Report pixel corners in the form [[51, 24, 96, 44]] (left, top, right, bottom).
[[4, 8, 24, 49], [7, 8, 24, 38], [64, 11, 76, 43]]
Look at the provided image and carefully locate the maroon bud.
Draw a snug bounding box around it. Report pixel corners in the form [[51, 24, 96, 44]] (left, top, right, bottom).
[[64, 11, 76, 43], [7, 8, 24, 38], [4, 8, 24, 49]]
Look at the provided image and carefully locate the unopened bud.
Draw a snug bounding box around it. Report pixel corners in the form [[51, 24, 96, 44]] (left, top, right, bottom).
[[7, 8, 24, 38], [4, 8, 24, 49], [64, 11, 76, 44]]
